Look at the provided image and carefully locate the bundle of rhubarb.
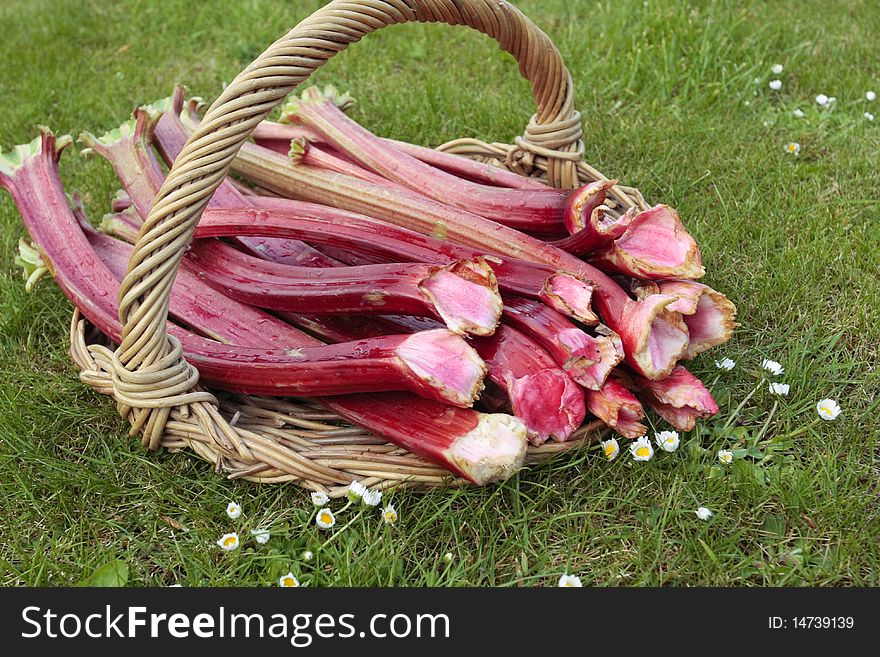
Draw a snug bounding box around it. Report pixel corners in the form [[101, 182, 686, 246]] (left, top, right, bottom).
[[1, 84, 734, 491]]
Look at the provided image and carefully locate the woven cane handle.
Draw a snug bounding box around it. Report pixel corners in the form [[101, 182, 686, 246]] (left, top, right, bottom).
[[114, 0, 581, 445]]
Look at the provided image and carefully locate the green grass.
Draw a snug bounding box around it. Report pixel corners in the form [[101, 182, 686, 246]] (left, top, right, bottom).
[[1, 0, 879, 587]]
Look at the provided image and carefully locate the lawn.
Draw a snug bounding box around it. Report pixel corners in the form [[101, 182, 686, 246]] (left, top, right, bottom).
[[1, 0, 878, 587]]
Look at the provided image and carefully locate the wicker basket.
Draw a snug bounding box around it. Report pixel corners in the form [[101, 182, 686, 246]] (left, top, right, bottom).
[[69, 0, 650, 497]]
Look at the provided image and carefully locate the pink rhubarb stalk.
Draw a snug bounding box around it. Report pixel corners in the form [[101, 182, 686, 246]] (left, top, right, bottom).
[[184, 241, 502, 336], [500, 296, 622, 390], [293, 311, 585, 445], [282, 87, 581, 235], [657, 280, 737, 358], [256, 119, 551, 190], [472, 325, 586, 444], [180, 95, 692, 380], [1, 130, 526, 482], [190, 204, 597, 325], [630, 365, 719, 431], [589, 204, 705, 280], [3, 131, 488, 406], [584, 379, 647, 440]]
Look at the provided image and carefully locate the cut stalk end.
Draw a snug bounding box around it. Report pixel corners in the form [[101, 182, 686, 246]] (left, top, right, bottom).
[[419, 259, 502, 336], [443, 412, 527, 484], [619, 293, 690, 380], [563, 179, 618, 234], [508, 369, 586, 444], [540, 273, 598, 325], [585, 379, 647, 440], [396, 329, 487, 407], [659, 281, 738, 358], [592, 205, 704, 280]]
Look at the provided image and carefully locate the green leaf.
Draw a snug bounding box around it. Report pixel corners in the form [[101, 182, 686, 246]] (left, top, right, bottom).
[[77, 560, 129, 587], [762, 513, 786, 537]]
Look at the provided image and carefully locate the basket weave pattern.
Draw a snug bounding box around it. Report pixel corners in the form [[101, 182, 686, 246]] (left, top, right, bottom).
[[71, 0, 648, 497]]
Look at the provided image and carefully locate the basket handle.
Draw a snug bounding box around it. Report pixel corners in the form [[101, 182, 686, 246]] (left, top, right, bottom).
[[114, 0, 583, 447]]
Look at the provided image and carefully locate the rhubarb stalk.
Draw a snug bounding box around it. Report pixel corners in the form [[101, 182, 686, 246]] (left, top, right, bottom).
[[282, 87, 579, 235], [1, 129, 527, 483]]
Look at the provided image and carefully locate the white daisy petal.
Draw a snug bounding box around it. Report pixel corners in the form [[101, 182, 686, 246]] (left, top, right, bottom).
[[279, 572, 300, 588], [816, 399, 841, 421], [216, 532, 240, 551], [762, 359, 785, 375], [865, 112, 875, 122], [315, 508, 336, 530], [362, 489, 382, 507], [382, 504, 398, 525], [717, 449, 734, 465], [250, 528, 270, 544], [815, 94, 829, 106], [769, 79, 782, 90], [558, 574, 583, 587], [310, 491, 330, 506], [784, 142, 800, 156], [867, 91, 876, 101], [769, 382, 790, 396], [771, 64, 784, 75], [629, 436, 654, 462], [600, 437, 620, 461], [715, 357, 736, 371], [225, 502, 242, 520], [347, 480, 366, 502], [655, 430, 680, 453], [793, 109, 805, 118], [696, 507, 714, 521]]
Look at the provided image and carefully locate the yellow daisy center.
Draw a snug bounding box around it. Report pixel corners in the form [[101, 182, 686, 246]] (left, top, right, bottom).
[[282, 576, 298, 587], [604, 444, 616, 457], [223, 536, 237, 547], [787, 144, 796, 152], [820, 406, 831, 415], [385, 512, 397, 523], [636, 446, 651, 458], [320, 512, 332, 524]]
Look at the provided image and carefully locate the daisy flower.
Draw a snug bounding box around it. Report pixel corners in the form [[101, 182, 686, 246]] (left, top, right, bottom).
[[762, 359, 784, 375], [867, 91, 876, 101], [216, 532, 240, 551], [225, 502, 242, 520], [815, 94, 829, 106], [362, 489, 382, 507], [696, 507, 714, 521], [771, 63, 784, 75], [310, 491, 330, 506], [655, 430, 680, 453], [715, 357, 736, 371], [629, 436, 654, 462], [769, 382, 790, 396], [793, 109, 805, 118], [315, 508, 336, 530], [279, 572, 300, 588], [865, 112, 875, 122], [816, 399, 841, 421], [784, 142, 800, 156], [558, 574, 583, 587], [444, 552, 454, 563], [600, 437, 620, 461], [303, 551, 314, 561], [250, 528, 270, 545], [769, 79, 782, 90], [382, 504, 398, 525], [347, 480, 366, 502], [717, 449, 734, 465]]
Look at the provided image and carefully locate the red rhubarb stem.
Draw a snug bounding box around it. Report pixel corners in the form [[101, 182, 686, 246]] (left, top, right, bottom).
[[284, 88, 574, 234], [1, 131, 527, 481]]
